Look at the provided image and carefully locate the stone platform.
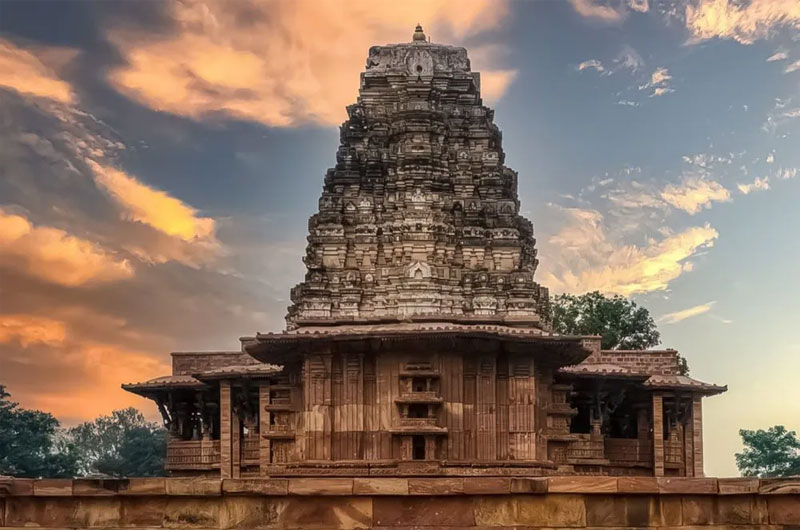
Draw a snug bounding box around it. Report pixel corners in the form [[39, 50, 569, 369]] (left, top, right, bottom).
[[1, 476, 799, 528]]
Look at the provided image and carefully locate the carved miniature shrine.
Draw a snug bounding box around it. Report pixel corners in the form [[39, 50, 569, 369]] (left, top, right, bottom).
[[123, 26, 725, 479]]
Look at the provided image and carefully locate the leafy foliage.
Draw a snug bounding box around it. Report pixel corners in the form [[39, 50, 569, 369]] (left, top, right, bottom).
[[67, 407, 166, 477], [735, 425, 800, 477], [0, 385, 79, 478], [551, 291, 662, 350]]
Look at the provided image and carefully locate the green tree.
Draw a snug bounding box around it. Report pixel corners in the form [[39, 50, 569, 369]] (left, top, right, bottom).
[[735, 425, 800, 477], [67, 407, 165, 477], [551, 291, 661, 350], [0, 385, 78, 477]]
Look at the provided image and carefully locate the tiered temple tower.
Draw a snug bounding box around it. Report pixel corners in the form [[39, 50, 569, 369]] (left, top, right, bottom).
[[288, 24, 548, 328], [124, 27, 725, 479]]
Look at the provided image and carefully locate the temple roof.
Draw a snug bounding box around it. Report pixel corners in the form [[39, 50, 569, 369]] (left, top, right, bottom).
[[122, 363, 283, 395], [193, 363, 282, 379], [122, 375, 206, 394], [643, 374, 727, 395], [246, 322, 596, 366], [559, 363, 649, 378]]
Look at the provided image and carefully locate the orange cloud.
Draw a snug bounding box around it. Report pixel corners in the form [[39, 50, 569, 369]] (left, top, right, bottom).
[[88, 161, 217, 243], [0, 208, 133, 286], [685, 0, 800, 44], [660, 176, 731, 214], [540, 207, 719, 295], [0, 315, 67, 347], [0, 39, 76, 103], [106, 0, 512, 127]]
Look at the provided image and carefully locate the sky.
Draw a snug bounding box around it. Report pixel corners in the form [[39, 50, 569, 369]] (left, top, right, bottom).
[[0, 0, 799, 477]]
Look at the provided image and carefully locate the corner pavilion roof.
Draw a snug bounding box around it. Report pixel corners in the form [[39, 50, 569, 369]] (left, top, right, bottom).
[[122, 363, 283, 396], [558, 364, 727, 396]]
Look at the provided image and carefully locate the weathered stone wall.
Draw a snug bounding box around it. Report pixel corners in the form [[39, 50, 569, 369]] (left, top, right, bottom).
[[2, 477, 799, 528], [171, 352, 257, 375]]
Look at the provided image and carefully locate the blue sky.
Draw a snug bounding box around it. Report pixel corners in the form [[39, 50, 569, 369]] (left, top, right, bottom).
[[0, 0, 798, 476]]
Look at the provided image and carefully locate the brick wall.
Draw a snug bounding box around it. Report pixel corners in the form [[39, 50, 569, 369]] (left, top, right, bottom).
[[583, 350, 680, 375], [171, 351, 259, 375], [2, 477, 798, 528]]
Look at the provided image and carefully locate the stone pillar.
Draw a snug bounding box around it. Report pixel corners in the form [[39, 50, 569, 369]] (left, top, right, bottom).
[[259, 382, 271, 475], [692, 395, 704, 477], [220, 380, 232, 478], [652, 393, 664, 476], [231, 387, 241, 479]]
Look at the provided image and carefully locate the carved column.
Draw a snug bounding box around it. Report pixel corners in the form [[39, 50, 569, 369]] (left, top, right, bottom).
[[259, 382, 271, 474], [652, 393, 664, 476], [692, 395, 704, 477], [231, 386, 241, 478], [219, 380, 232, 478]]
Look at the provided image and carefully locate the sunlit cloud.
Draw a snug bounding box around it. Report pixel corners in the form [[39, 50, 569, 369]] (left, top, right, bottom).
[[568, 0, 626, 22], [737, 176, 770, 194], [766, 50, 788, 62], [106, 0, 513, 127], [0, 208, 133, 286], [578, 59, 606, 73], [660, 176, 731, 214], [639, 66, 674, 97], [88, 161, 216, 243], [685, 0, 800, 44], [660, 301, 715, 324], [0, 315, 67, 347], [0, 39, 76, 104], [539, 207, 719, 296], [784, 59, 800, 74]]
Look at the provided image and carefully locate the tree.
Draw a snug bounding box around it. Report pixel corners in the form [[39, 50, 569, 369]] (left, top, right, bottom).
[[0, 385, 78, 478], [67, 407, 165, 477], [735, 425, 800, 477], [551, 291, 661, 351]]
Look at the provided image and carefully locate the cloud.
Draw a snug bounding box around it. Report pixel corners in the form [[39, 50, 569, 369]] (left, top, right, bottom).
[[577, 59, 607, 73], [784, 59, 800, 73], [0, 314, 67, 347], [629, 0, 649, 13], [660, 301, 715, 324], [0, 312, 169, 420], [0, 39, 76, 103], [0, 208, 134, 286], [737, 176, 770, 194], [615, 45, 645, 72], [767, 50, 788, 61], [660, 176, 731, 214], [639, 66, 674, 96], [539, 207, 719, 296], [105, 0, 513, 127], [685, 0, 800, 44], [88, 161, 217, 243], [568, 0, 626, 22], [479, 69, 518, 105]]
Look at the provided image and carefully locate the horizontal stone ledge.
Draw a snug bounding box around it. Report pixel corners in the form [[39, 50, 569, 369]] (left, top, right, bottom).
[[3, 476, 800, 497]]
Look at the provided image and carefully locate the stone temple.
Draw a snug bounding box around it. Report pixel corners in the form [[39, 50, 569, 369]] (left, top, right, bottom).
[[124, 26, 725, 479]]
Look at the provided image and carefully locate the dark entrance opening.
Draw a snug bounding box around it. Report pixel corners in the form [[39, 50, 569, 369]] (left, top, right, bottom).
[[412, 435, 426, 460]]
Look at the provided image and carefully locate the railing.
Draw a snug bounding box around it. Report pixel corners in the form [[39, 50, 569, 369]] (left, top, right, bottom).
[[605, 438, 653, 464], [165, 439, 220, 470], [241, 437, 260, 463], [665, 438, 684, 466], [399, 417, 439, 427], [566, 435, 604, 460]]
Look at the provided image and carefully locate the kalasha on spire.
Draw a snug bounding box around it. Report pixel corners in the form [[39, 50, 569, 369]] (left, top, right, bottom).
[[287, 26, 548, 329]]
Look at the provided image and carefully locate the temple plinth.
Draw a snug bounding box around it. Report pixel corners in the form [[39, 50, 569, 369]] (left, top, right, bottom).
[[124, 27, 725, 478]]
